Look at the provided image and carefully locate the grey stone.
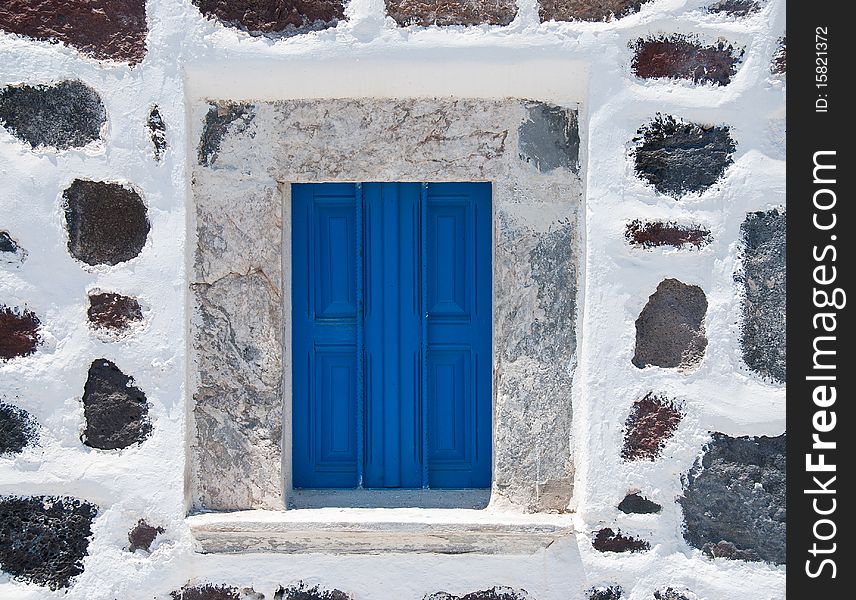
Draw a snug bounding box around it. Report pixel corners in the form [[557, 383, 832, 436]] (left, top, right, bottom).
[[198, 102, 255, 166], [680, 432, 786, 564], [708, 0, 763, 17], [518, 103, 580, 173], [0, 402, 39, 455], [587, 587, 622, 600], [617, 492, 661, 514], [737, 209, 785, 383], [632, 279, 708, 371], [81, 359, 152, 450], [654, 589, 696, 600], [0, 81, 105, 150], [148, 105, 167, 161]]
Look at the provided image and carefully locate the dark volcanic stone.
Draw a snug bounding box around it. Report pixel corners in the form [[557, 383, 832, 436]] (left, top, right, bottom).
[[708, 0, 763, 17], [277, 582, 352, 600], [632, 115, 736, 198], [128, 519, 164, 553], [148, 105, 167, 161], [622, 393, 682, 461], [0, 1, 147, 64], [680, 432, 786, 564], [63, 179, 150, 266], [0, 306, 41, 361], [632, 279, 708, 370], [0, 495, 97, 589], [198, 102, 256, 166], [0, 231, 19, 254], [172, 584, 241, 600], [626, 220, 711, 249], [88, 292, 143, 333], [386, 0, 517, 26], [539, 0, 650, 22], [194, 1, 345, 35], [771, 36, 786, 75], [0, 81, 105, 151], [632, 35, 742, 86], [618, 492, 662, 514], [1, 231, 26, 265], [592, 528, 650, 553], [654, 589, 694, 600], [0, 403, 39, 455], [425, 588, 530, 600], [738, 209, 786, 383], [588, 586, 623, 600], [518, 103, 580, 173], [81, 359, 152, 450]]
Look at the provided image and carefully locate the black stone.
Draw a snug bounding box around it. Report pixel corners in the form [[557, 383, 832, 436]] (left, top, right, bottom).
[[0, 402, 39, 455], [0, 81, 105, 150], [171, 584, 241, 600], [198, 102, 255, 166], [708, 0, 763, 17], [618, 492, 662, 514], [632, 115, 735, 198], [276, 581, 352, 600], [425, 588, 531, 600], [0, 495, 97, 589], [680, 432, 786, 564], [588, 586, 623, 600], [0, 231, 19, 254], [518, 103, 580, 173], [63, 179, 150, 266], [148, 105, 167, 161], [592, 527, 650, 553], [81, 359, 152, 450], [128, 519, 163, 552], [654, 589, 694, 600]]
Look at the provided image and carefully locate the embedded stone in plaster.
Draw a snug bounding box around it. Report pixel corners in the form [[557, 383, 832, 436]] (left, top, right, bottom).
[[87, 292, 144, 334], [738, 209, 786, 383], [425, 587, 532, 600], [654, 589, 696, 600], [0, 495, 97, 590], [127, 519, 164, 553], [707, 0, 763, 17], [0, 305, 41, 361], [680, 432, 786, 564], [0, 80, 105, 151], [198, 102, 256, 166], [0, 402, 39, 455], [194, 0, 344, 36], [771, 37, 786, 75], [171, 583, 255, 600], [149, 105, 167, 161], [632, 115, 735, 198], [617, 492, 661, 514], [0, 1, 147, 64], [63, 179, 150, 266], [631, 35, 742, 86], [625, 220, 711, 250], [386, 0, 518, 27], [277, 581, 352, 600], [592, 528, 650, 553], [518, 103, 580, 173], [632, 279, 708, 371], [622, 393, 682, 461], [81, 359, 152, 450], [539, 0, 651, 22], [1, 231, 26, 265], [587, 587, 623, 600]]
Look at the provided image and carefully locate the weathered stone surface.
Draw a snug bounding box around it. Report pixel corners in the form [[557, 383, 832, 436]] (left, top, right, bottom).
[[0, 81, 105, 151], [622, 393, 683, 461], [63, 179, 150, 266], [632, 36, 742, 86], [0, 403, 39, 455], [198, 102, 256, 167], [0, 306, 41, 361], [632, 279, 708, 370], [277, 582, 352, 600], [771, 36, 786, 75], [625, 220, 711, 249], [81, 359, 152, 450], [425, 588, 530, 600], [738, 209, 785, 383], [618, 492, 661, 514], [171, 584, 257, 600], [592, 528, 650, 553], [148, 105, 167, 161], [0, 1, 147, 64], [127, 519, 163, 553], [0, 495, 97, 589], [1, 231, 27, 266], [518, 102, 580, 173], [386, 0, 517, 27], [87, 292, 144, 333], [539, 0, 650, 22], [194, 1, 344, 35], [633, 115, 735, 198], [708, 0, 763, 17], [587, 586, 622, 600], [680, 433, 786, 564], [654, 589, 696, 600]]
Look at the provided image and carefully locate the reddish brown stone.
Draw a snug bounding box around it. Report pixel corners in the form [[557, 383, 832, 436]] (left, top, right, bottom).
[[88, 293, 143, 333], [128, 520, 163, 553], [592, 528, 650, 553], [539, 0, 651, 23], [771, 37, 786, 75], [194, 1, 345, 34], [0, 306, 40, 361], [386, 0, 517, 26], [626, 220, 712, 249], [622, 393, 682, 461], [632, 36, 742, 86], [0, 1, 147, 65]]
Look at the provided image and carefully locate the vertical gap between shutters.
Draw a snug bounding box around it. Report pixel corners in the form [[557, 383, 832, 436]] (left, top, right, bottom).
[[421, 183, 429, 489], [355, 183, 365, 489]]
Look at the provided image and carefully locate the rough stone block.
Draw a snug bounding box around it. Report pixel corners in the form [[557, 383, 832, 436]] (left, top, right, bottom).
[[587, 587, 623, 600], [680, 433, 786, 564], [625, 220, 711, 249], [654, 589, 696, 600], [63, 179, 150, 266], [633, 279, 708, 370], [631, 35, 742, 86], [87, 292, 144, 334], [738, 209, 785, 383], [0, 403, 39, 456], [425, 588, 531, 600], [198, 102, 256, 166], [127, 519, 163, 553], [707, 0, 763, 17], [0, 305, 41, 361], [771, 36, 786, 75], [539, 0, 650, 22], [148, 105, 167, 161], [171, 584, 256, 600], [278, 582, 352, 600], [518, 102, 580, 173], [1, 231, 27, 266], [194, 1, 345, 35], [0, 495, 97, 589], [0, 81, 105, 151], [81, 359, 152, 450], [386, 0, 518, 27], [622, 393, 682, 461], [632, 115, 735, 198], [592, 528, 650, 553], [0, 1, 147, 64], [617, 492, 661, 514]]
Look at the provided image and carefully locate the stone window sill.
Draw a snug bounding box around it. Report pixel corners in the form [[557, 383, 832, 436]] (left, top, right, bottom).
[[187, 507, 574, 555]]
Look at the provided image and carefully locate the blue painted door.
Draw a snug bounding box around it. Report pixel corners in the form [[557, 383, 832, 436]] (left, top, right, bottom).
[[292, 182, 491, 489]]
